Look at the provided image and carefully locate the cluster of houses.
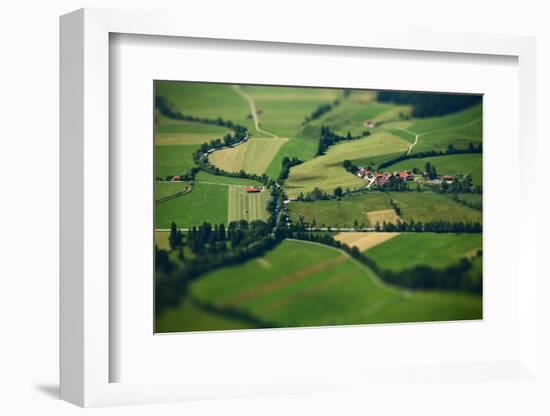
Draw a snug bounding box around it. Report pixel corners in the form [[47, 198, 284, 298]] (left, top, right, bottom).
[[356, 166, 455, 187], [356, 167, 414, 186]]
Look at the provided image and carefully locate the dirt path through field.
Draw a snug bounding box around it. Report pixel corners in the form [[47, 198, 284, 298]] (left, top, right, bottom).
[[233, 85, 279, 139], [222, 255, 346, 307]]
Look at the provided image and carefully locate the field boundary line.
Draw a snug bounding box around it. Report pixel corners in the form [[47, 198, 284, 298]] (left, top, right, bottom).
[[233, 85, 279, 139]]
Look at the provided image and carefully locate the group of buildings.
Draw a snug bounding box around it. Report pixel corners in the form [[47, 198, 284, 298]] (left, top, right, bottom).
[[356, 167, 454, 187]]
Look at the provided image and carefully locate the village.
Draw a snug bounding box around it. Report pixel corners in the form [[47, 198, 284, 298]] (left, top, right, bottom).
[[355, 166, 455, 188]]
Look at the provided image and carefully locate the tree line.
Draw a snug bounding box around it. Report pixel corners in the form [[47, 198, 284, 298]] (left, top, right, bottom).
[[373, 219, 482, 233], [277, 156, 303, 183], [303, 99, 341, 124], [377, 91, 482, 118], [378, 142, 482, 170]]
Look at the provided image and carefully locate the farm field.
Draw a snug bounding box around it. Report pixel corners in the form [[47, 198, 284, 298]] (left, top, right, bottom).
[[334, 232, 399, 251], [365, 233, 482, 270], [156, 182, 229, 229], [194, 171, 261, 186], [387, 154, 482, 187], [156, 239, 481, 332], [389, 192, 482, 223], [155, 116, 232, 145], [155, 181, 190, 201], [288, 192, 392, 227], [155, 145, 198, 179], [228, 186, 270, 222], [208, 137, 288, 175], [285, 131, 410, 197], [288, 191, 481, 227]]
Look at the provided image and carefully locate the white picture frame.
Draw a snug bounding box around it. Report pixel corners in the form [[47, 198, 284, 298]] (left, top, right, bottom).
[[60, 7, 538, 408]]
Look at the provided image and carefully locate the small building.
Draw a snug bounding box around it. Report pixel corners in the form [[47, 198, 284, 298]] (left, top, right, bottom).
[[366, 120, 375, 128], [171, 175, 182, 182], [246, 186, 261, 193], [442, 175, 454, 182], [399, 171, 414, 181]]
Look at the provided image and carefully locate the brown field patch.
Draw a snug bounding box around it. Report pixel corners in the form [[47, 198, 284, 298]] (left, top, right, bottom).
[[222, 255, 346, 307], [366, 209, 400, 226], [334, 232, 400, 252]]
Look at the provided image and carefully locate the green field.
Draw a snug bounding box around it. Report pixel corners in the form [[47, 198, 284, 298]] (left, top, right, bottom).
[[156, 182, 229, 228], [156, 239, 481, 331], [288, 191, 481, 227], [389, 192, 482, 223], [365, 233, 482, 270], [155, 173, 268, 228], [285, 131, 410, 198], [155, 145, 198, 179], [155, 116, 232, 145], [386, 154, 482, 186], [155, 181, 190, 201], [288, 192, 392, 227]]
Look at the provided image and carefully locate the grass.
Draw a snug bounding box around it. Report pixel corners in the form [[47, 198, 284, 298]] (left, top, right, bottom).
[[366, 233, 482, 270], [386, 154, 482, 186], [194, 171, 261, 186], [155, 145, 198, 178], [228, 186, 270, 222], [264, 137, 318, 179], [155, 181, 190, 201], [155, 182, 228, 228], [285, 131, 410, 198], [208, 138, 288, 175], [155, 117, 232, 145], [389, 192, 482, 223], [288, 192, 392, 227], [156, 239, 482, 332]]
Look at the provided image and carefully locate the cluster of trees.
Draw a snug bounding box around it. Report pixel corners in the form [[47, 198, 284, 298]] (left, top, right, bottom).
[[277, 157, 303, 183], [373, 219, 482, 233], [377, 91, 482, 118], [342, 159, 359, 174], [451, 193, 482, 211], [389, 199, 401, 216], [303, 99, 340, 124], [316, 126, 367, 156], [378, 142, 482, 170], [155, 219, 284, 315]]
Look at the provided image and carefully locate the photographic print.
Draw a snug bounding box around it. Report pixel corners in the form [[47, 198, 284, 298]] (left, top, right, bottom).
[[154, 81, 482, 333]]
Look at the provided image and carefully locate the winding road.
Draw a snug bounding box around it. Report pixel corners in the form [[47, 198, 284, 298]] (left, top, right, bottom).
[[233, 85, 279, 139]]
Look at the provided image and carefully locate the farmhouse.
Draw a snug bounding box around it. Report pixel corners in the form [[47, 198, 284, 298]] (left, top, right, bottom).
[[442, 175, 455, 182], [398, 171, 414, 181], [246, 186, 261, 193], [356, 167, 371, 178], [365, 120, 375, 128], [171, 175, 182, 181]]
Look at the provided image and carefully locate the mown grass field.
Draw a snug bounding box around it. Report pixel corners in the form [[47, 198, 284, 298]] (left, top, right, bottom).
[[365, 233, 482, 270], [228, 186, 270, 222], [194, 171, 261, 186], [288, 192, 392, 227], [156, 239, 481, 332], [155, 145, 198, 179], [208, 138, 287, 175], [386, 154, 482, 187], [334, 232, 399, 251], [285, 132, 410, 198]]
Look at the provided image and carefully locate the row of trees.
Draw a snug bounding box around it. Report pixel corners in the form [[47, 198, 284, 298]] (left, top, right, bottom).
[[373, 219, 482, 233], [377, 91, 482, 118]]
